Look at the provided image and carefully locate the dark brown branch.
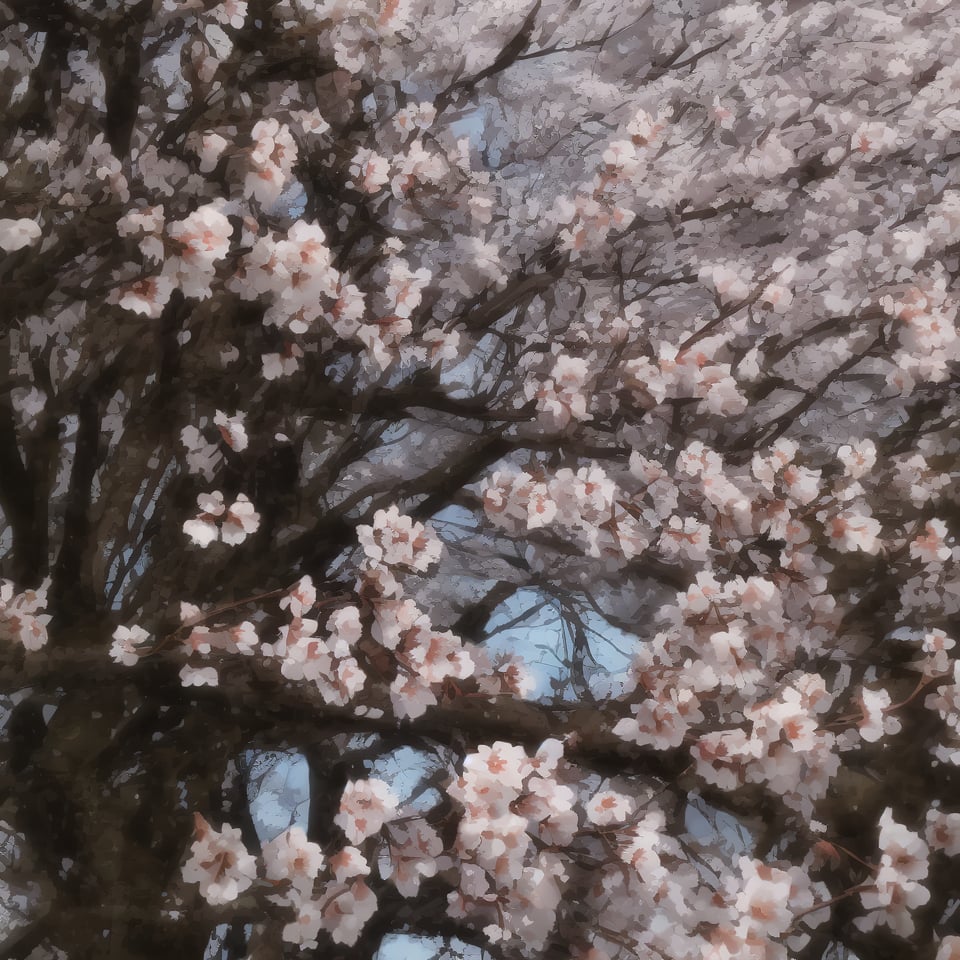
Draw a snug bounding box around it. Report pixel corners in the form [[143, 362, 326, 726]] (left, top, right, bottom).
[[50, 391, 108, 631], [435, 0, 543, 112]]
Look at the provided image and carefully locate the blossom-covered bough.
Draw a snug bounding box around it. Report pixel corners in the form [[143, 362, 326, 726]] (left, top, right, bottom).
[[3, 0, 960, 957]]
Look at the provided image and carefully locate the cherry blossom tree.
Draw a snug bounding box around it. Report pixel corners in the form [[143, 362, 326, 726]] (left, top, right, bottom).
[[3, 0, 960, 958]]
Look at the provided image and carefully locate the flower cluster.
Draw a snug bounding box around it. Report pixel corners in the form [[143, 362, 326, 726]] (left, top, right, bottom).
[[182, 814, 258, 906], [481, 463, 652, 564], [334, 778, 399, 844], [165, 203, 233, 300], [381, 818, 446, 897], [246, 118, 298, 206], [356, 505, 443, 573], [530, 354, 592, 428], [182, 815, 378, 948], [264, 601, 365, 707], [858, 810, 930, 937], [624, 339, 748, 416], [183, 491, 260, 547], [0, 578, 51, 651], [0, 217, 42, 251], [109, 624, 152, 665], [446, 739, 576, 950]]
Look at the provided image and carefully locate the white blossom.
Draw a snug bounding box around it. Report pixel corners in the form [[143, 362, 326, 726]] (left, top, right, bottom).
[[110, 624, 151, 665], [0, 218, 41, 251]]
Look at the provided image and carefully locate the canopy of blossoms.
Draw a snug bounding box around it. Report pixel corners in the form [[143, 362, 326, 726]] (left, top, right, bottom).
[[2, 0, 960, 959]]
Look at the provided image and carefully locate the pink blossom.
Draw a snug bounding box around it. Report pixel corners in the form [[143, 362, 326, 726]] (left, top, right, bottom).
[[323, 878, 378, 945], [168, 204, 232, 267], [351, 147, 391, 193], [837, 439, 877, 479], [262, 347, 302, 379], [118, 275, 175, 319], [586, 789, 634, 827], [389, 673, 437, 720], [926, 809, 960, 856], [659, 515, 712, 563], [474, 653, 537, 698], [910, 519, 952, 565], [401, 626, 474, 683], [851, 121, 899, 157], [211, 0, 247, 29], [702, 264, 751, 303], [213, 410, 248, 452], [463, 742, 530, 792], [328, 845, 370, 882], [356, 506, 442, 572], [734, 859, 794, 937], [182, 814, 256, 905], [327, 605, 362, 650], [626, 108, 664, 146], [245, 119, 297, 206], [335, 778, 399, 844], [221, 494, 260, 545], [827, 510, 882, 554], [193, 131, 230, 172], [782, 464, 821, 506], [281, 576, 317, 618], [281, 895, 324, 949], [229, 621, 259, 655], [617, 811, 666, 880], [262, 826, 324, 884], [383, 820, 445, 896], [183, 491, 259, 546]]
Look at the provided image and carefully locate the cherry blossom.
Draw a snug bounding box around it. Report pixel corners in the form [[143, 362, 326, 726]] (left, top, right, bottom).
[[910, 519, 952, 565], [334, 778, 399, 844], [183, 491, 260, 546], [382, 820, 445, 897], [356, 506, 442, 572], [262, 826, 325, 885], [166, 203, 233, 298], [181, 814, 257, 906], [659, 515, 712, 564], [388, 675, 435, 719], [221, 494, 260, 545], [733, 859, 795, 939], [213, 410, 248, 452], [857, 687, 902, 743], [585, 789, 634, 827], [856, 809, 932, 936], [211, 0, 247, 29], [925, 809, 960, 857], [328, 845, 370, 884], [0, 579, 51, 651], [0, 218, 41, 251], [245, 119, 298, 206], [109, 624, 151, 665], [837, 439, 877, 479], [351, 147, 391, 194], [321, 878, 378, 946], [826, 510, 883, 554], [117, 275, 175, 319], [179, 665, 219, 687], [533, 354, 592, 427]]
